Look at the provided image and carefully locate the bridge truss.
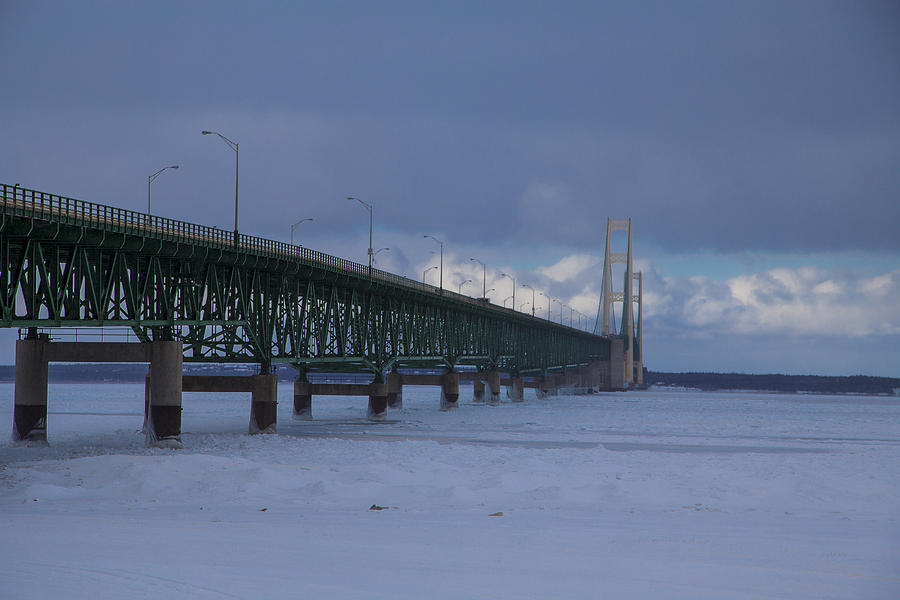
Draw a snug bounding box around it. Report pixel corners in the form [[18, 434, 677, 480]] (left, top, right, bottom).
[[1, 184, 607, 377]]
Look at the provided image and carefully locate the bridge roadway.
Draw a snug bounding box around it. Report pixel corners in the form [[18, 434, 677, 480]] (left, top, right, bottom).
[[1, 184, 624, 447]]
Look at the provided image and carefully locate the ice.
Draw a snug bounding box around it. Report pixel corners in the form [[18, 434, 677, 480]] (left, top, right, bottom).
[[1, 383, 898, 598]]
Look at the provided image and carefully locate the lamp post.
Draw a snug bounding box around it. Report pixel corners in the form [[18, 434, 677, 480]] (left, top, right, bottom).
[[201, 130, 238, 243], [484, 287, 495, 303], [503, 295, 514, 308], [290, 217, 313, 246], [147, 165, 179, 215], [457, 279, 472, 294], [553, 298, 563, 322], [540, 292, 550, 319], [423, 265, 438, 284], [347, 197, 373, 274], [469, 257, 486, 299], [522, 284, 536, 317], [500, 272, 515, 312], [423, 235, 443, 290], [573, 309, 585, 330], [373, 247, 389, 265], [519, 301, 531, 312]]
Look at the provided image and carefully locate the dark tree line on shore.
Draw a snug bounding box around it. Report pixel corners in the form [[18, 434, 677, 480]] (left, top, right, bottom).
[[2, 365, 898, 396], [649, 372, 900, 396]]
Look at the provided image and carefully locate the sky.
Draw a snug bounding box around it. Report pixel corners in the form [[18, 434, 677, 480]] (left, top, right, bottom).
[[1, 0, 898, 376]]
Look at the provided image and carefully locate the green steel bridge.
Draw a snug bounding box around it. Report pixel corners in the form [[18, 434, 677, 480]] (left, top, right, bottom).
[[1, 183, 609, 382]]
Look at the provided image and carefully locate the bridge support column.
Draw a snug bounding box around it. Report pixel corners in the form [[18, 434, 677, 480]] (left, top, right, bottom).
[[610, 338, 625, 391], [147, 341, 183, 449], [368, 381, 388, 420], [595, 339, 625, 391], [13, 337, 49, 443], [440, 372, 460, 411], [589, 361, 603, 393], [386, 372, 403, 409], [143, 370, 151, 434], [293, 378, 313, 421], [250, 374, 278, 434], [537, 375, 555, 399], [579, 365, 591, 392], [487, 371, 501, 405], [510, 377, 525, 403], [472, 378, 485, 403]]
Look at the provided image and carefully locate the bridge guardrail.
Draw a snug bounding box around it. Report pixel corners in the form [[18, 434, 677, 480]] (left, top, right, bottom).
[[1, 183, 594, 334]]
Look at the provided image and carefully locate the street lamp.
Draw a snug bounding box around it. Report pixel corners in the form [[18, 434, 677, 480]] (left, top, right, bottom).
[[424, 235, 443, 290], [457, 279, 472, 294], [540, 292, 550, 319], [469, 257, 486, 299], [147, 165, 179, 215], [573, 309, 586, 330], [522, 284, 536, 317], [347, 197, 373, 274], [423, 265, 438, 284], [519, 301, 531, 312], [290, 217, 313, 246], [553, 298, 563, 322], [500, 272, 515, 311], [201, 130, 238, 242], [503, 295, 514, 308], [373, 247, 390, 265]]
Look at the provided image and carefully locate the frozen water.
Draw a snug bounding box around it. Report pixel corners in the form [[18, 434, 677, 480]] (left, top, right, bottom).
[[1, 383, 898, 599]]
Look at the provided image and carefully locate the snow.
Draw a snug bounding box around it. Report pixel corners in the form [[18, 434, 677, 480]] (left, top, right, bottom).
[[1, 383, 898, 599]]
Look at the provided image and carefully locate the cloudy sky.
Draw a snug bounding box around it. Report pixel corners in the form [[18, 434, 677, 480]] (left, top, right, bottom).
[[2, 1, 898, 376]]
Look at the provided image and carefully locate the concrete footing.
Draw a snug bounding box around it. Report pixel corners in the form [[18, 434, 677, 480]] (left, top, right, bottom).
[[510, 377, 525, 403], [440, 372, 460, 411], [487, 371, 501, 406], [368, 382, 388, 420], [537, 375, 557, 399], [181, 373, 277, 435], [146, 341, 184, 448], [249, 374, 278, 434], [386, 372, 403, 409], [472, 379, 485, 404], [293, 380, 312, 420], [12, 338, 49, 442]]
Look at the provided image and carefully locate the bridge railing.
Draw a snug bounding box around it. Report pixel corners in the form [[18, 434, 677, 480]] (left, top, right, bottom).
[[1, 183, 595, 334]]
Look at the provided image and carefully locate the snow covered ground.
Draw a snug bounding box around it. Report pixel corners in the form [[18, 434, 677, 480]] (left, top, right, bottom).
[[1, 383, 898, 599]]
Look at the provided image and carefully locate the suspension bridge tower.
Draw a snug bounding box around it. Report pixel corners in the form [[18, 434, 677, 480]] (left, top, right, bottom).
[[593, 218, 643, 387]]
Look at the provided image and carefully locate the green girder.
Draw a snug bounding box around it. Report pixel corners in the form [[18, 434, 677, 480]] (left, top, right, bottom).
[[1, 184, 609, 375]]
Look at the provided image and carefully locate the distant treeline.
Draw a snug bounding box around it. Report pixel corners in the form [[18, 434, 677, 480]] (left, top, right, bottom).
[[0, 364, 297, 383], [649, 371, 900, 396], [2, 365, 898, 396]]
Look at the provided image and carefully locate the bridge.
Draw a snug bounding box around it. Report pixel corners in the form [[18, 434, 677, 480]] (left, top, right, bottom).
[[1, 183, 629, 447]]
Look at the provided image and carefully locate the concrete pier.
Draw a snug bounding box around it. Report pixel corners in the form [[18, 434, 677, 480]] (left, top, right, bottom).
[[250, 374, 278, 434], [13, 338, 184, 447], [440, 372, 460, 411], [386, 372, 403, 409], [472, 378, 486, 403], [147, 341, 184, 448], [13, 338, 49, 442], [487, 371, 501, 405], [368, 381, 388, 420], [537, 374, 557, 399], [293, 379, 313, 420], [609, 337, 626, 390], [510, 377, 525, 403], [181, 373, 277, 434]]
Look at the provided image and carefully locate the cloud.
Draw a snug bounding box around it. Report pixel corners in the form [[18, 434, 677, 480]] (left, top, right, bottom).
[[647, 267, 900, 339], [535, 254, 600, 283]]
